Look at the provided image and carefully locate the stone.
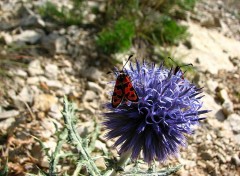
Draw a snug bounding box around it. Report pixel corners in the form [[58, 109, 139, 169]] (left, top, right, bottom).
[[82, 90, 98, 103], [77, 122, 94, 138], [233, 134, 240, 145], [61, 85, 72, 95], [27, 77, 40, 85], [95, 157, 107, 170], [13, 30, 44, 44], [202, 93, 225, 121], [197, 161, 206, 168], [40, 118, 56, 138], [231, 154, 240, 166], [55, 36, 68, 54], [0, 32, 13, 44], [14, 77, 25, 87], [44, 80, 63, 89], [13, 69, 28, 77], [48, 104, 62, 119], [219, 89, 229, 101], [45, 64, 59, 79], [18, 86, 34, 104], [82, 90, 99, 112], [87, 81, 103, 94], [200, 150, 213, 160], [0, 117, 15, 130], [217, 153, 226, 164], [205, 161, 215, 171], [67, 25, 79, 35], [206, 79, 218, 93], [95, 140, 107, 153], [172, 22, 237, 74], [84, 67, 102, 82], [0, 110, 19, 119], [222, 101, 234, 116], [219, 89, 234, 116], [28, 60, 44, 76], [41, 33, 58, 53], [226, 114, 240, 134], [33, 94, 58, 112], [201, 14, 220, 28], [20, 14, 45, 27]]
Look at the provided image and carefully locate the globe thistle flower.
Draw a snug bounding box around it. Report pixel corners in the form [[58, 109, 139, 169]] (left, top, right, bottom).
[[103, 60, 209, 164]]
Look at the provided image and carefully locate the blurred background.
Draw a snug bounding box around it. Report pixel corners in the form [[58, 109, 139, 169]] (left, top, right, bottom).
[[0, 0, 239, 175]]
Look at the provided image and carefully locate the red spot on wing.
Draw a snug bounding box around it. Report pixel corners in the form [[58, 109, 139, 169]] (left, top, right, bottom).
[[123, 76, 139, 102], [112, 78, 124, 108]]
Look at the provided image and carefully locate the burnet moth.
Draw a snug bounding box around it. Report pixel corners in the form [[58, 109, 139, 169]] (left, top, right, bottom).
[[108, 55, 139, 108]]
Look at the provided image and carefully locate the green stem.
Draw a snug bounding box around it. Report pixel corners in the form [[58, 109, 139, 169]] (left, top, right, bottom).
[[63, 97, 101, 176], [72, 162, 82, 176], [110, 150, 132, 176], [49, 128, 68, 175]]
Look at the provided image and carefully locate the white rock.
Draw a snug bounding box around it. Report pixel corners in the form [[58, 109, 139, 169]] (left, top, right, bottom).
[[48, 104, 62, 119], [44, 80, 63, 88], [40, 118, 56, 138], [202, 92, 225, 121], [219, 89, 229, 101], [61, 85, 72, 95], [206, 79, 218, 93], [45, 63, 59, 79], [0, 117, 15, 130], [18, 86, 34, 103], [82, 90, 98, 102], [27, 77, 39, 84], [0, 32, 13, 44], [0, 110, 19, 119], [55, 36, 67, 54], [13, 69, 28, 77], [20, 14, 45, 27], [219, 89, 234, 116], [222, 101, 234, 116], [84, 67, 102, 82], [28, 60, 44, 76], [172, 22, 237, 74], [227, 114, 240, 134], [87, 81, 103, 94], [95, 140, 107, 152], [13, 30, 43, 44]]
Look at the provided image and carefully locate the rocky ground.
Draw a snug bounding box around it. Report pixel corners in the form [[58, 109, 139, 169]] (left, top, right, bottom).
[[0, 0, 239, 176]]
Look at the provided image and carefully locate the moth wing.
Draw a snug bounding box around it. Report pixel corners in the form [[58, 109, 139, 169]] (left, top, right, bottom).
[[123, 76, 139, 102], [112, 79, 124, 108]]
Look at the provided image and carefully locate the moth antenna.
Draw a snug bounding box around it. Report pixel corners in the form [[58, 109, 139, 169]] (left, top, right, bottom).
[[122, 54, 134, 70], [180, 63, 193, 68], [168, 56, 174, 63], [168, 57, 193, 68]]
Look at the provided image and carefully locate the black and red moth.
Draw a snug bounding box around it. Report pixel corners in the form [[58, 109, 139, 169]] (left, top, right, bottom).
[[111, 55, 139, 108]]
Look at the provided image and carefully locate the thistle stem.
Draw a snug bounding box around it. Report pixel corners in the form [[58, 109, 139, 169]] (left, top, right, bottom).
[[110, 150, 132, 176], [63, 97, 101, 176]]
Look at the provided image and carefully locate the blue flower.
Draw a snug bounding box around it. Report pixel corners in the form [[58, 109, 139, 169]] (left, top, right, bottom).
[[103, 60, 209, 164]]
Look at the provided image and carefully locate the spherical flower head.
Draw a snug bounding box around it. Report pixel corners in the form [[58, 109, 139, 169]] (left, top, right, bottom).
[[103, 60, 209, 164]]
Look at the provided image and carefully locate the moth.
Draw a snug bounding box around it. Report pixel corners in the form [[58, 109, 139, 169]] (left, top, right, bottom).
[[110, 55, 139, 108]]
